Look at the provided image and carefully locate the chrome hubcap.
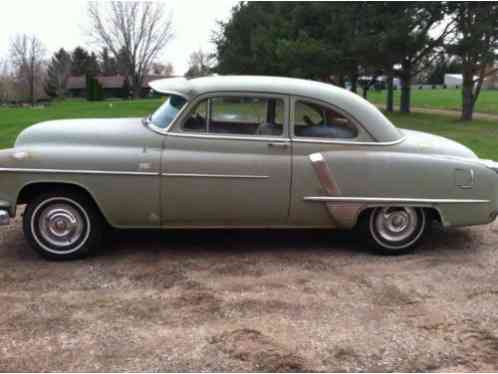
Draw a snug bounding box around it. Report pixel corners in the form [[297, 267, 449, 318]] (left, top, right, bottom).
[[375, 207, 418, 243], [38, 204, 84, 248]]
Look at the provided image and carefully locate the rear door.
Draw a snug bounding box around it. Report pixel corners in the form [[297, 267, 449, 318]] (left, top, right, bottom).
[[161, 93, 292, 226]]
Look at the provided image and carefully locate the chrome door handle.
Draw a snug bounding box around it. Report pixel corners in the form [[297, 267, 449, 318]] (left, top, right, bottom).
[[268, 142, 289, 149]]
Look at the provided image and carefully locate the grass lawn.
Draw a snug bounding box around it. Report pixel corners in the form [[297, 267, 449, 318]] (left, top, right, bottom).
[[368, 88, 498, 115], [0, 98, 497, 160]]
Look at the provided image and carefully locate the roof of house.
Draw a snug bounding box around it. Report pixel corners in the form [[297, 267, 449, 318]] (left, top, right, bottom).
[[148, 75, 402, 142]]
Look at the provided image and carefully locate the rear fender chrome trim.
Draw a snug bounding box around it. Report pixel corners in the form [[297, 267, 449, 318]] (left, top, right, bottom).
[[304, 196, 490, 204], [294, 136, 406, 146]]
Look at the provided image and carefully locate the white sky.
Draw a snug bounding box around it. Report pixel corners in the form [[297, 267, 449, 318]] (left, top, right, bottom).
[[0, 0, 239, 75]]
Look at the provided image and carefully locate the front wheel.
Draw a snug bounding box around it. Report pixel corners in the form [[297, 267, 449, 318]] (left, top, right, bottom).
[[364, 206, 427, 255], [23, 192, 103, 260]]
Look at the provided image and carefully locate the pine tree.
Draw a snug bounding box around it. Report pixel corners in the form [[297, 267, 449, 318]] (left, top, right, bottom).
[[45, 48, 72, 98]]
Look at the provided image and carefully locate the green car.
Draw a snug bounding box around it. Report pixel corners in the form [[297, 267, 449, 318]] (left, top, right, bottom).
[[1, 76, 497, 260]]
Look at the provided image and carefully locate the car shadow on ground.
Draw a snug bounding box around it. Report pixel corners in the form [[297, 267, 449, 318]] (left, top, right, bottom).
[[94, 221, 475, 260]]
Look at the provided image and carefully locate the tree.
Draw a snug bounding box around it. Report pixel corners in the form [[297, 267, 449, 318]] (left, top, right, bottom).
[[151, 62, 174, 76], [100, 47, 118, 76], [185, 49, 214, 78], [10, 34, 46, 105], [45, 48, 72, 98], [86, 75, 104, 101], [0, 59, 15, 103], [447, 3, 498, 121], [88, 1, 174, 98], [87, 52, 101, 77], [387, 3, 452, 113], [71, 47, 91, 76]]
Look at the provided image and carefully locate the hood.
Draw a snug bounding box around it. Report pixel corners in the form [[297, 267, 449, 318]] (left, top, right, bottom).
[[400, 129, 478, 160], [15, 118, 159, 148]]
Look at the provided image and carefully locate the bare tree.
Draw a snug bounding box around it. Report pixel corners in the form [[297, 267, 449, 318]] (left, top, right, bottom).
[[0, 59, 13, 103], [185, 49, 214, 78], [10, 34, 46, 105], [88, 1, 174, 98], [151, 62, 174, 76]]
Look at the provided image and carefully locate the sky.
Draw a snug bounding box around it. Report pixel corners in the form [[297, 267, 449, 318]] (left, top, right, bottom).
[[0, 0, 239, 75]]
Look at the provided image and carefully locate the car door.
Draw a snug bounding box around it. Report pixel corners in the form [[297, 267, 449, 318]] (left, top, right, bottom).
[[161, 92, 292, 226]]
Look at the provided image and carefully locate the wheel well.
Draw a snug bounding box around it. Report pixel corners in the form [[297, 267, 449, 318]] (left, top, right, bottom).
[[17, 182, 107, 223], [356, 206, 442, 226]]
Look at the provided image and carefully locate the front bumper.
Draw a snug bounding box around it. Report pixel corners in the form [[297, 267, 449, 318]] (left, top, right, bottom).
[[0, 209, 10, 226]]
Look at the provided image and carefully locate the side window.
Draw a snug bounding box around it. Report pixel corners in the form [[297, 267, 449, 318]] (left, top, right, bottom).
[[182, 96, 284, 136], [294, 100, 358, 139], [183, 100, 208, 132]]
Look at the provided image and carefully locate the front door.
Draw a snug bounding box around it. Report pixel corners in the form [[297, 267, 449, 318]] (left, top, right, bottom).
[[161, 93, 291, 226]]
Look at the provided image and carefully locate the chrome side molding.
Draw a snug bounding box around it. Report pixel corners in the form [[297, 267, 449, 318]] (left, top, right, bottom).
[[0, 168, 159, 176], [304, 196, 490, 204], [162, 173, 269, 179]]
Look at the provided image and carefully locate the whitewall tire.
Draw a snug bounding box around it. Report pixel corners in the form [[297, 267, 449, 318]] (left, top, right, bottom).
[[366, 206, 427, 255], [23, 192, 103, 260]]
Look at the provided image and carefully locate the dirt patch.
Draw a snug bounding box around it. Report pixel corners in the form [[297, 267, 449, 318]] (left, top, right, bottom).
[[209, 329, 310, 372], [1, 216, 498, 371]]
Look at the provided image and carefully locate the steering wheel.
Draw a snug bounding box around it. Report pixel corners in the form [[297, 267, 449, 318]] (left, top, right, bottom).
[[303, 115, 325, 127]]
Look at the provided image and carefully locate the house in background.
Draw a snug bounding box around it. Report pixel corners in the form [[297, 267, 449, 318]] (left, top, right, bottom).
[[444, 67, 498, 89], [66, 74, 169, 98]]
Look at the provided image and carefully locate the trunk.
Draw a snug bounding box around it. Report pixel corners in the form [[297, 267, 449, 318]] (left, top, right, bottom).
[[131, 75, 141, 99], [29, 76, 35, 106], [362, 86, 368, 99], [350, 73, 358, 93], [337, 73, 346, 88], [385, 70, 394, 113], [400, 75, 411, 113], [461, 67, 475, 121]]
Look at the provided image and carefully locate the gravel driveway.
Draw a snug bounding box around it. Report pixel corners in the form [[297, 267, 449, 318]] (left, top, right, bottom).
[[1, 213, 498, 372]]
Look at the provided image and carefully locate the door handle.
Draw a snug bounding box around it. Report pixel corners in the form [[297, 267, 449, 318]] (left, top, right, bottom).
[[268, 142, 289, 149]]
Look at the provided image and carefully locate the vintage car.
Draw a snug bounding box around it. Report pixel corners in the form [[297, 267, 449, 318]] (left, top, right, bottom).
[[1, 76, 497, 260]]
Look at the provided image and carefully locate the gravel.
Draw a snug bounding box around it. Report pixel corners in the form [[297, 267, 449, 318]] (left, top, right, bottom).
[[1, 213, 498, 372]]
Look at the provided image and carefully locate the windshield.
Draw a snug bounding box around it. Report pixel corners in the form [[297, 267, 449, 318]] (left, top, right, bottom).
[[149, 94, 187, 129]]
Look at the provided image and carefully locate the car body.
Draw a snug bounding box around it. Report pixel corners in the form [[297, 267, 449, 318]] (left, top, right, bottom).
[[0, 75, 497, 259]]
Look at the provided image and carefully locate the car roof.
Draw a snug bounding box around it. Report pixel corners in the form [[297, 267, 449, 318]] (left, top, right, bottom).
[[149, 75, 402, 142]]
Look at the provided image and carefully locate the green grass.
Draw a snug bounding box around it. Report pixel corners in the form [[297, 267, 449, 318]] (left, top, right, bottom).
[[368, 88, 498, 115], [0, 99, 162, 149], [0, 98, 497, 160], [386, 112, 498, 160]]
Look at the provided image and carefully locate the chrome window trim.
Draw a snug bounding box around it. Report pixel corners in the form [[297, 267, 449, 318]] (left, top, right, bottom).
[[166, 131, 289, 143], [303, 196, 490, 204], [0, 168, 159, 176], [166, 91, 290, 138], [162, 173, 269, 179], [290, 95, 375, 142], [147, 94, 192, 134], [293, 136, 407, 146]]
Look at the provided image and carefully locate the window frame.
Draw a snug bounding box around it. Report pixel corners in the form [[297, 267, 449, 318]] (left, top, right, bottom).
[[168, 91, 290, 141], [290, 95, 373, 143]]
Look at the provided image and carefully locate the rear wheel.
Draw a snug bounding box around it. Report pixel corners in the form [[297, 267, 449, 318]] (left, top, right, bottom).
[[364, 206, 427, 255], [23, 192, 103, 260]]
